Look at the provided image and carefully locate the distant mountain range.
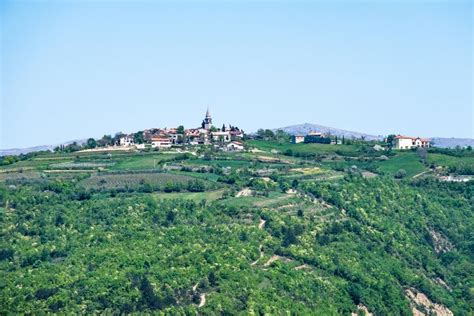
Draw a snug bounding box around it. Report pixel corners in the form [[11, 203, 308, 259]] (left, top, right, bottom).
[[429, 137, 474, 148], [273, 123, 384, 141], [273, 123, 473, 148], [0, 139, 87, 156]]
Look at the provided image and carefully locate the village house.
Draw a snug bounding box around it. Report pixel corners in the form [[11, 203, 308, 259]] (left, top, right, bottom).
[[119, 135, 135, 147], [291, 135, 305, 144], [393, 135, 430, 150], [211, 131, 231, 143], [304, 132, 329, 144], [226, 141, 245, 152], [150, 136, 171, 149]]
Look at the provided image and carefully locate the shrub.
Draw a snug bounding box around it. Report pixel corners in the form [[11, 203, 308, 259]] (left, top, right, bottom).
[[35, 288, 58, 300], [394, 169, 407, 179]]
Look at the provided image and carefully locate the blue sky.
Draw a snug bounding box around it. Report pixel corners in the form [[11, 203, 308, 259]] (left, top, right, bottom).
[[1, 0, 472, 148]]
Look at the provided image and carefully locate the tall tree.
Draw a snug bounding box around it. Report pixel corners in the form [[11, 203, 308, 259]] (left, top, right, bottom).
[[264, 129, 275, 139], [134, 132, 144, 144], [386, 134, 396, 148], [86, 138, 97, 149]]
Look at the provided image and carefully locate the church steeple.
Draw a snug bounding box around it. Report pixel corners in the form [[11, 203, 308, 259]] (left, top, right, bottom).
[[203, 107, 213, 130]]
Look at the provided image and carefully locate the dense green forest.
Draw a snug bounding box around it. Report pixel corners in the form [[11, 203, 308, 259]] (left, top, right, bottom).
[[0, 141, 473, 314]]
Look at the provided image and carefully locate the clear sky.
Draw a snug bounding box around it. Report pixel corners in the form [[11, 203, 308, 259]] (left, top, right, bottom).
[[1, 0, 472, 148]]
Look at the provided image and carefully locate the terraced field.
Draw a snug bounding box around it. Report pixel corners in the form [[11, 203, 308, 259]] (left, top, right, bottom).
[[78, 172, 209, 190]]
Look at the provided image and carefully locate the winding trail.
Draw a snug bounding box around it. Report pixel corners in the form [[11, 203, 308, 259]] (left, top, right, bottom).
[[251, 219, 267, 266], [251, 245, 264, 266], [413, 170, 430, 179], [294, 264, 311, 271], [263, 255, 292, 267]]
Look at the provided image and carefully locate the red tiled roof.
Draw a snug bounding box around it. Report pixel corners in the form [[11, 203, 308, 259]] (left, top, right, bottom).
[[395, 135, 430, 142], [151, 137, 170, 141]]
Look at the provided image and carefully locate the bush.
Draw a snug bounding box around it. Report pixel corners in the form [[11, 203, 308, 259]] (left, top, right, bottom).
[[35, 288, 58, 300], [0, 248, 14, 261], [394, 169, 407, 179]]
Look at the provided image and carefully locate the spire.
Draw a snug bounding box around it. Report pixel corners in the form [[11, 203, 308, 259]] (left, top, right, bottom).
[[203, 107, 213, 130]]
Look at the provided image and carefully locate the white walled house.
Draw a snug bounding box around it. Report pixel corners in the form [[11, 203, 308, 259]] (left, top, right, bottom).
[[151, 136, 171, 148], [393, 135, 430, 150], [120, 135, 135, 147], [226, 141, 244, 152], [211, 131, 231, 143], [291, 135, 305, 144]]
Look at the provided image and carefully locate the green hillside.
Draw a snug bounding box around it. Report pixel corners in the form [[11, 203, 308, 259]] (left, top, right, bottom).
[[0, 142, 473, 314]]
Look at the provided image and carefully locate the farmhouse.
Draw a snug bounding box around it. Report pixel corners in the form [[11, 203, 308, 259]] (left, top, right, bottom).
[[119, 135, 135, 147], [393, 135, 430, 150], [305, 132, 330, 144], [291, 135, 305, 144]]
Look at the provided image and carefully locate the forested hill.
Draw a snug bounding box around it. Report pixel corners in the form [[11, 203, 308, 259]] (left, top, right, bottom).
[[0, 141, 473, 314]]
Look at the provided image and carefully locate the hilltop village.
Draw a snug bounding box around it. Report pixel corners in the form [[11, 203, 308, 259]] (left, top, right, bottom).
[[52, 108, 433, 154], [116, 109, 245, 151]]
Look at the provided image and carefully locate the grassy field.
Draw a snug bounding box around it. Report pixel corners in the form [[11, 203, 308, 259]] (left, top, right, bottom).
[[247, 140, 360, 156], [78, 172, 199, 190], [427, 153, 474, 170], [218, 191, 291, 208], [169, 170, 221, 182], [376, 152, 426, 177], [111, 153, 181, 170], [0, 157, 71, 171], [183, 158, 253, 168], [153, 189, 225, 201]]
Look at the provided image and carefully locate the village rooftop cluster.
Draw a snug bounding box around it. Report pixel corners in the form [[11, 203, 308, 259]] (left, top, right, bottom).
[[118, 109, 245, 151]]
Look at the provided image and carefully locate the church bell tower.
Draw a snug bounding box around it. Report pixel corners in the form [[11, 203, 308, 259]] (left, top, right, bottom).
[[202, 107, 213, 130]]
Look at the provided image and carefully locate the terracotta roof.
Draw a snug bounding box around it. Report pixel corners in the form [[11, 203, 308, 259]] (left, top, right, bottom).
[[395, 135, 430, 142], [151, 137, 170, 141]]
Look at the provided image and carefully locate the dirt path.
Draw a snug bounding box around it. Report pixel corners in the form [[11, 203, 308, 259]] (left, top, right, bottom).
[[198, 294, 206, 307], [258, 219, 266, 229], [294, 264, 311, 271], [263, 255, 292, 267], [251, 245, 264, 266], [413, 170, 430, 179]]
